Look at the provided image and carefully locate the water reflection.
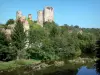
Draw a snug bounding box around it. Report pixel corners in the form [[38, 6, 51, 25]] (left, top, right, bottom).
[[96, 60, 100, 74], [43, 69, 78, 75], [43, 61, 100, 75], [1, 60, 100, 75], [43, 66, 97, 75], [77, 66, 96, 75]]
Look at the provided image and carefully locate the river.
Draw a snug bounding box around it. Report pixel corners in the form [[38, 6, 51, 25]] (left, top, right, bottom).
[[0, 60, 100, 75]]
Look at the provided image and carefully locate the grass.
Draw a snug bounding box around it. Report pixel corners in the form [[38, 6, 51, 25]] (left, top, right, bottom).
[[0, 59, 41, 70]]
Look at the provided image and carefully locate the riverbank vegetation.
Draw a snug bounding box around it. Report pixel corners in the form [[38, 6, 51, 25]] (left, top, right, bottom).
[[0, 19, 100, 70], [0, 59, 40, 70]]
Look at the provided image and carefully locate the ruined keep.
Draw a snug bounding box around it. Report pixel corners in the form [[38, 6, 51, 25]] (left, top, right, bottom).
[[37, 6, 54, 25], [37, 10, 43, 27], [16, 11, 22, 20], [16, 6, 54, 27], [43, 6, 54, 22], [16, 11, 29, 31], [28, 14, 32, 20]]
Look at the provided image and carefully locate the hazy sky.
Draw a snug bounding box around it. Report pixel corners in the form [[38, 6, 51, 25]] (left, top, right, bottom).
[[0, 0, 100, 28]]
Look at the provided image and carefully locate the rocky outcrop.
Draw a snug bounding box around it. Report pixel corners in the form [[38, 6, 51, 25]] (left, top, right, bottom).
[[54, 61, 64, 67]]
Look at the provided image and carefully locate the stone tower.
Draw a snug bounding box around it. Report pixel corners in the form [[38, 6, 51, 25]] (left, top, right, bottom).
[[28, 14, 32, 20], [37, 10, 43, 27], [16, 10, 22, 20], [43, 6, 54, 22]]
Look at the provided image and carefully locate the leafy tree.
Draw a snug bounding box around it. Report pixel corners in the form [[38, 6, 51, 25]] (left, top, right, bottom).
[[0, 31, 9, 61], [27, 24, 46, 59], [27, 19, 34, 26], [11, 20, 26, 60], [28, 25, 45, 46], [34, 20, 37, 23], [78, 33, 96, 55], [74, 25, 80, 28]]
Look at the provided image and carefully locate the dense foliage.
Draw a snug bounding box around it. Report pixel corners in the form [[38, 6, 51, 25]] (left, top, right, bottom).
[[0, 31, 15, 61], [6, 19, 15, 25], [0, 20, 100, 61], [95, 40, 100, 58]]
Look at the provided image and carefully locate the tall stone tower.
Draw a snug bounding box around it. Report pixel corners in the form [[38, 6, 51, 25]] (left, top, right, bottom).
[[28, 14, 32, 20], [43, 6, 54, 22], [37, 10, 43, 27], [16, 10, 22, 20]]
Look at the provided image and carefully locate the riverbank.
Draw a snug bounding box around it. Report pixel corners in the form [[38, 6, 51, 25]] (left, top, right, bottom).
[[0, 57, 97, 71], [0, 59, 41, 71]]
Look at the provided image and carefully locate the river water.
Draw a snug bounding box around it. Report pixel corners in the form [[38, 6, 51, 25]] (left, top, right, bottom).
[[0, 60, 100, 75]]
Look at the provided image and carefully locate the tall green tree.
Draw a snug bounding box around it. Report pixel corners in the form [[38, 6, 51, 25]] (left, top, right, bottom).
[[0, 31, 9, 61], [11, 20, 26, 60]]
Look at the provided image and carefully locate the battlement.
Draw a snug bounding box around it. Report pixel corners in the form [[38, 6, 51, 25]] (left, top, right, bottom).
[[45, 6, 53, 10]]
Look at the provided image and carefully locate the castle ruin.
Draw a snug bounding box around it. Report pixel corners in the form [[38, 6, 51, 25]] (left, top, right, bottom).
[[16, 11, 29, 31], [16, 11, 22, 20], [37, 10, 43, 27], [43, 6, 54, 22], [0, 6, 54, 41], [16, 6, 54, 27], [37, 6, 54, 26], [28, 14, 32, 20]]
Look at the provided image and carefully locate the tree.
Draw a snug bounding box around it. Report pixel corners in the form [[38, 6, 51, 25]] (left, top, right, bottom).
[[78, 33, 96, 55], [0, 31, 16, 61], [95, 40, 100, 58], [6, 19, 14, 25], [27, 24, 47, 60], [74, 25, 79, 28], [11, 20, 26, 60], [0, 31, 9, 61]]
